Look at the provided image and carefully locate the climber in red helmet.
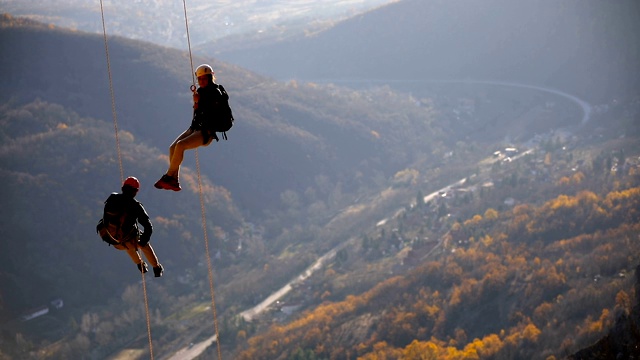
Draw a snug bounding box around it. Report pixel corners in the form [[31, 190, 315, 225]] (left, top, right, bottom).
[[97, 176, 164, 277]]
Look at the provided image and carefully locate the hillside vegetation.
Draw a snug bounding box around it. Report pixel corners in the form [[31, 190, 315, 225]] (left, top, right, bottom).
[[0, 13, 448, 213], [1, 11, 640, 360], [0, 0, 396, 49], [235, 132, 640, 359]]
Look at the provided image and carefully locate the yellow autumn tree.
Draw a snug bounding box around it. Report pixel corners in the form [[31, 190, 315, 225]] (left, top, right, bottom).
[[615, 290, 631, 313], [484, 208, 499, 220], [359, 341, 402, 360], [572, 171, 585, 184], [522, 323, 541, 343], [403, 340, 439, 360], [463, 214, 483, 227], [557, 176, 571, 186], [476, 333, 504, 357]]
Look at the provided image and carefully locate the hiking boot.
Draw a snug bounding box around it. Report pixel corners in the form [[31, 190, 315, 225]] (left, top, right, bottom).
[[137, 262, 149, 273], [153, 264, 164, 277], [154, 175, 171, 189], [154, 175, 181, 191], [167, 176, 181, 191]]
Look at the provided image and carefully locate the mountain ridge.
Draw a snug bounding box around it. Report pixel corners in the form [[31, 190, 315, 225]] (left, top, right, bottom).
[[0, 13, 446, 214], [212, 0, 640, 104]]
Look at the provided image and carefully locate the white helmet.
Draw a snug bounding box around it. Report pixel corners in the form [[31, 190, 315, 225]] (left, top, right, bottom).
[[195, 64, 213, 78]]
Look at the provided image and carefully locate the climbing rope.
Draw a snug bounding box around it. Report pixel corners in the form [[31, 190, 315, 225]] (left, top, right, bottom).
[[99, 0, 123, 184], [99, 1, 154, 358], [139, 266, 154, 360], [181, 1, 223, 358]]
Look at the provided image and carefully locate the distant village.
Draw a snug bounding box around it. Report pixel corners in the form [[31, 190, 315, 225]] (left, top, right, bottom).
[[256, 94, 640, 322]]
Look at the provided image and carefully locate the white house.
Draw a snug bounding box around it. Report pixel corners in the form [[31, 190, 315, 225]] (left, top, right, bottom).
[[21, 306, 49, 321]]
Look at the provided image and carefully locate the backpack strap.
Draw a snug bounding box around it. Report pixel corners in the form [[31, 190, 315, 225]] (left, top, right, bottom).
[[217, 84, 229, 99]]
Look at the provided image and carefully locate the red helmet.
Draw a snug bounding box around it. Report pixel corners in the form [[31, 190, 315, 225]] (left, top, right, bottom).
[[123, 176, 140, 190]]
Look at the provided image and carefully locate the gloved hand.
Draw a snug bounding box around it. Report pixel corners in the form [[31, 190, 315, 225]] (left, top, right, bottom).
[[139, 232, 151, 247]]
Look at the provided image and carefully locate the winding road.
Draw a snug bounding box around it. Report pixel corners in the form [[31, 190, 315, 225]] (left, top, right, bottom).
[[443, 79, 592, 125], [314, 78, 593, 125]]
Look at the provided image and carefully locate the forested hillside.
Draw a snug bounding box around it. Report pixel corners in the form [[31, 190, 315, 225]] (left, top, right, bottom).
[[0, 99, 242, 313], [0, 14, 448, 213], [234, 137, 640, 359]]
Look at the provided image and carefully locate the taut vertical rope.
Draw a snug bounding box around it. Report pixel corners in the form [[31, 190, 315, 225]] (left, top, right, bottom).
[[181, 1, 222, 358], [195, 151, 222, 359], [181, 0, 196, 84], [99, 0, 123, 184], [140, 268, 154, 360], [99, 1, 154, 358]]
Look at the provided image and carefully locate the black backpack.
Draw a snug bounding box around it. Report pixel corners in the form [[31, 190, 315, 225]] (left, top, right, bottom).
[[210, 84, 234, 141], [96, 193, 139, 247]]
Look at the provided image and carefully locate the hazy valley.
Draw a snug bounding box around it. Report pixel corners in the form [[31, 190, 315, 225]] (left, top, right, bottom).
[[1, 1, 640, 359]]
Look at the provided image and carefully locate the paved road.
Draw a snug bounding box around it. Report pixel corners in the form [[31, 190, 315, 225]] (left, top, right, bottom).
[[312, 78, 593, 125], [239, 238, 353, 321], [165, 335, 216, 360], [447, 79, 592, 125]]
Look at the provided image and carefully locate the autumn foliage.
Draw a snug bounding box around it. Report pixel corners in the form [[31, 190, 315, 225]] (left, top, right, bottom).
[[237, 172, 640, 359]]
